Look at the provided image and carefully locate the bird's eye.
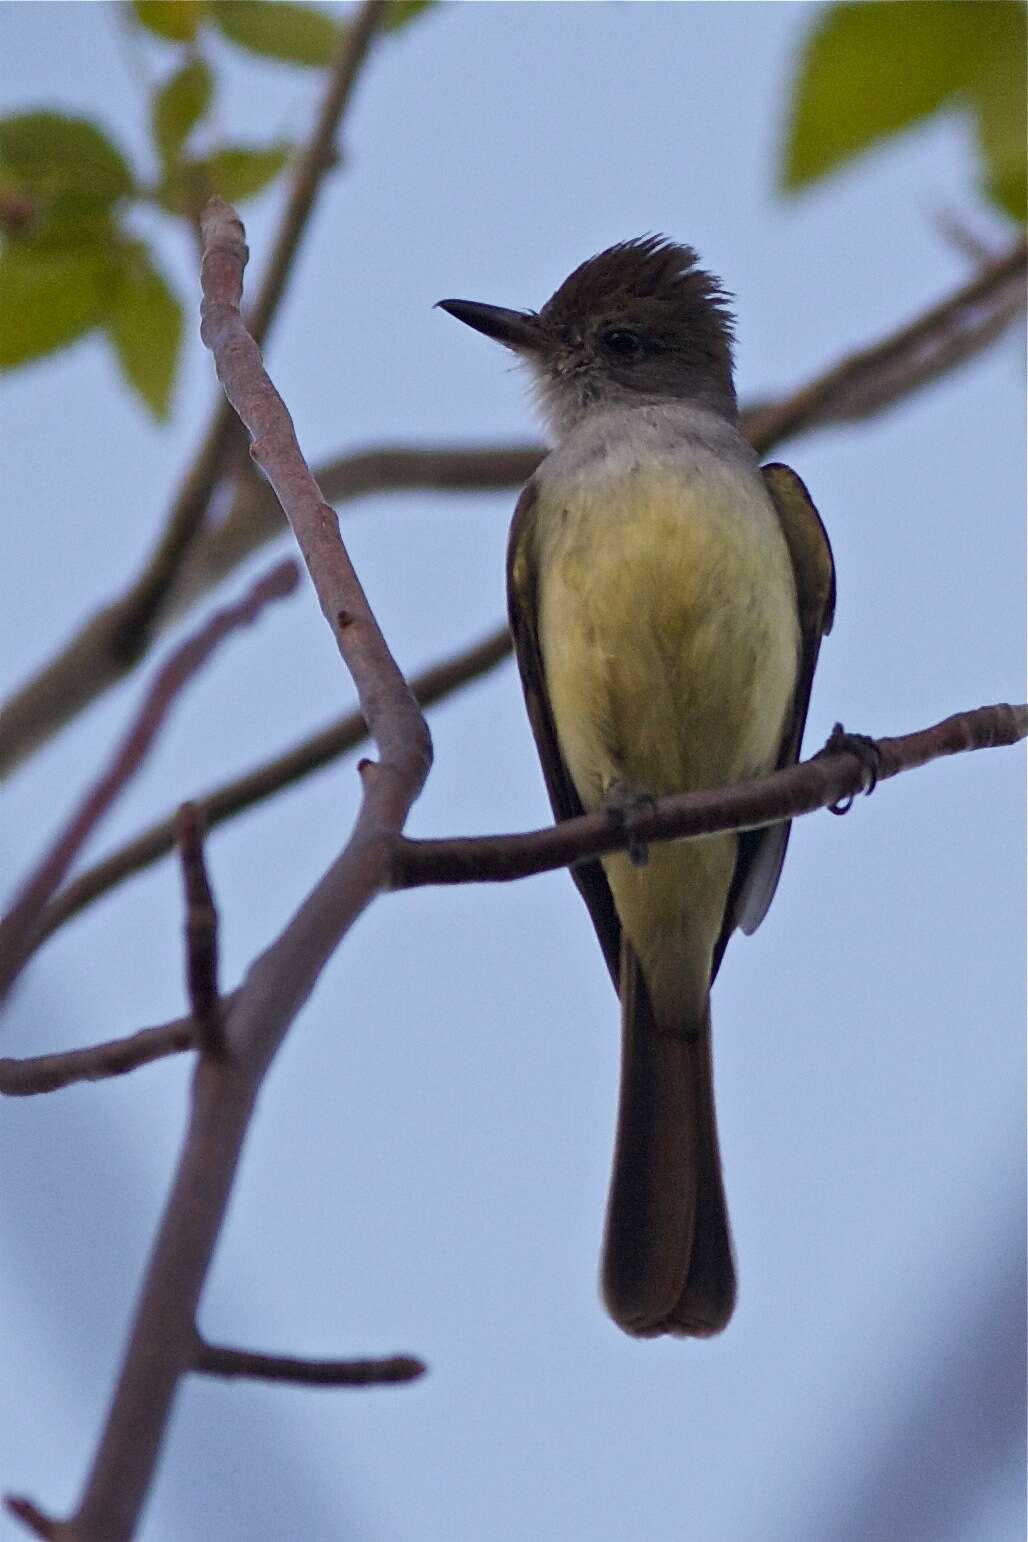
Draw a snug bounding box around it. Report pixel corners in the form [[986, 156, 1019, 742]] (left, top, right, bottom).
[[601, 328, 643, 357]]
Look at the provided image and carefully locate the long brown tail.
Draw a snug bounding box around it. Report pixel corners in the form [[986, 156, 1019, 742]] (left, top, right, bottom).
[[601, 942, 736, 1337]]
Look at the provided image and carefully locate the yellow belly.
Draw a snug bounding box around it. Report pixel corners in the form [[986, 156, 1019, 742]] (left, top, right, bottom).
[[536, 459, 799, 1031]]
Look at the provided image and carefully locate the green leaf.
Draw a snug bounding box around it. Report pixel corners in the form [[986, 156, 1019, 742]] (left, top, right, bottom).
[[782, 2, 995, 189], [210, 1, 338, 65], [106, 244, 183, 418], [202, 142, 291, 200], [158, 143, 290, 213], [383, 0, 436, 33], [133, 1, 203, 41], [971, 4, 1027, 221], [152, 58, 213, 165], [0, 242, 117, 367], [0, 112, 135, 205]]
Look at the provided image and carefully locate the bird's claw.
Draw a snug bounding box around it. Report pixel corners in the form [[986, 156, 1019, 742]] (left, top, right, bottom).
[[817, 723, 883, 814], [604, 783, 658, 866]]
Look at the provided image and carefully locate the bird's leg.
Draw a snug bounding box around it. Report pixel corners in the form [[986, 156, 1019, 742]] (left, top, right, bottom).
[[815, 722, 883, 814], [602, 776, 658, 867]]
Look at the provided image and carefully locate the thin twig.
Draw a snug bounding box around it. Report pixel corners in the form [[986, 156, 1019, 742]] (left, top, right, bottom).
[[0, 0, 388, 777], [0, 561, 298, 1006], [51, 198, 432, 1542], [194, 1338, 425, 1387], [171, 443, 545, 618], [743, 238, 1027, 451], [0, 1009, 205, 1097], [2, 1497, 55, 1539], [39, 623, 511, 947], [391, 704, 1028, 888], [244, 1, 388, 346], [175, 804, 224, 1058]]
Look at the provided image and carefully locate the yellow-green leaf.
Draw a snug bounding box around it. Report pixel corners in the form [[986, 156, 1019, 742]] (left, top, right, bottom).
[[152, 58, 213, 165], [0, 112, 135, 205], [781, 2, 990, 190], [0, 243, 117, 367], [383, 0, 436, 33], [107, 244, 183, 418], [133, 1, 203, 41], [203, 143, 291, 200], [210, 1, 338, 66], [158, 143, 290, 214], [971, 4, 1027, 221]]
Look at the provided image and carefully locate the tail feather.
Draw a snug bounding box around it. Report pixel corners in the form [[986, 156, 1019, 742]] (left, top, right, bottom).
[[601, 941, 736, 1337]]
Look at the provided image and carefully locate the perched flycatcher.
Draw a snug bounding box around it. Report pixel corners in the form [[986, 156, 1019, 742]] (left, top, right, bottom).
[[439, 238, 835, 1338]]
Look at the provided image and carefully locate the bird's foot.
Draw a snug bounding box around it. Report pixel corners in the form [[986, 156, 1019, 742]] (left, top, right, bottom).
[[816, 722, 883, 814], [603, 780, 658, 867]]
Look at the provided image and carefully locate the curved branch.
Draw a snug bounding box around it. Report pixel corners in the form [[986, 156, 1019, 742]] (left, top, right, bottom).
[[0, 0, 388, 778], [391, 704, 1027, 888], [175, 805, 224, 1058]]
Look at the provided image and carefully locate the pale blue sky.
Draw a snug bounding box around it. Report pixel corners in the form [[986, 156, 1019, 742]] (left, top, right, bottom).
[[2, 5, 1025, 1541]]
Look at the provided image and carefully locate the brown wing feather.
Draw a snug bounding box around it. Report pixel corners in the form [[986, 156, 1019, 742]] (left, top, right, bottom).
[[715, 462, 835, 973], [506, 482, 623, 988]]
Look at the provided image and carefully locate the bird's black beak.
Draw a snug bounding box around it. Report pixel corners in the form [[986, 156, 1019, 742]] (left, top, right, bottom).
[[436, 298, 545, 352]]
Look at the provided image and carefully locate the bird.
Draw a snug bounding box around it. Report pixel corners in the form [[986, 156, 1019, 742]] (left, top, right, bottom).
[[438, 237, 835, 1337]]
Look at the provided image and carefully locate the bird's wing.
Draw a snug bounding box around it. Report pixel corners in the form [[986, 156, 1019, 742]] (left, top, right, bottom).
[[716, 462, 836, 967], [507, 480, 623, 989]]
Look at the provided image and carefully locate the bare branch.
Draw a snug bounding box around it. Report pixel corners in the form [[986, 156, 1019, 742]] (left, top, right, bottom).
[[244, 2, 388, 348], [0, 561, 298, 1005], [172, 443, 545, 618], [743, 238, 1027, 451], [0, 1010, 206, 1097], [391, 704, 1028, 889], [194, 1338, 425, 1388], [3, 1496, 56, 1539], [39, 623, 511, 948], [0, 0, 388, 778], [54, 198, 432, 1542], [175, 804, 224, 1058]]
